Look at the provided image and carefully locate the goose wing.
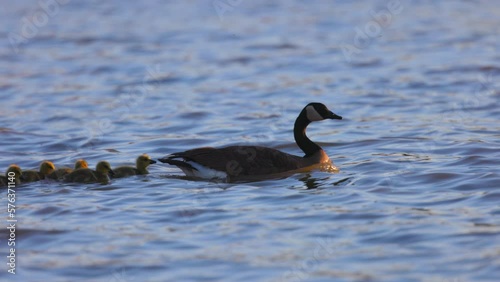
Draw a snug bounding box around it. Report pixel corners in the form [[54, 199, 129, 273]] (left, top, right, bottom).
[[165, 146, 303, 176]]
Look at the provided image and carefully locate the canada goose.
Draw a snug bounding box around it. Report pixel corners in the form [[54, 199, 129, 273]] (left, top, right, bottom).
[[159, 102, 342, 181], [112, 154, 157, 178], [48, 159, 89, 180], [22, 161, 56, 182], [64, 161, 115, 184], [0, 165, 24, 186]]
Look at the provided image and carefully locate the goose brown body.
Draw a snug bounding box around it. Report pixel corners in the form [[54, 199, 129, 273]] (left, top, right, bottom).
[[164, 146, 330, 178], [159, 103, 342, 181]]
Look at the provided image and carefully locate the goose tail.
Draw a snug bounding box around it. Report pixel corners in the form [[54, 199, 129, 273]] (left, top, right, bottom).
[[158, 157, 198, 171]]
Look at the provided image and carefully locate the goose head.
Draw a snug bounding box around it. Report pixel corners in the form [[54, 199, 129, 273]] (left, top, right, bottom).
[[96, 161, 115, 176], [304, 102, 342, 122], [136, 154, 157, 170], [40, 161, 56, 176], [74, 159, 88, 170]]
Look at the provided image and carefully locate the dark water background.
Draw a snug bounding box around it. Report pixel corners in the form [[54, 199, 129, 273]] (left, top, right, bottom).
[[1, 0, 499, 281]]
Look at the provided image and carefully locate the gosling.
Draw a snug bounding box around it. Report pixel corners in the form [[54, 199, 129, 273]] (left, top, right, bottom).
[[64, 161, 114, 184], [0, 165, 24, 186], [22, 161, 56, 182], [112, 154, 156, 178], [48, 159, 89, 180]]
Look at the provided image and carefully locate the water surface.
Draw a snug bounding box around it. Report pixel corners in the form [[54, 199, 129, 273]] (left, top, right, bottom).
[[1, 0, 499, 281]]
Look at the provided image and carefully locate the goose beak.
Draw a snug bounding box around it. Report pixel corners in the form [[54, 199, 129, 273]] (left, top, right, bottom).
[[108, 169, 115, 176], [149, 159, 157, 164], [328, 111, 342, 120]]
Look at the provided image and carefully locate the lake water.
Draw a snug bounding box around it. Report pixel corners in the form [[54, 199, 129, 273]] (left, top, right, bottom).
[[1, 0, 499, 281]]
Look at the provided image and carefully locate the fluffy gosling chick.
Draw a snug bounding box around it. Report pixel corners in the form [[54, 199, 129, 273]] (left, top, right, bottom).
[[74, 159, 89, 170], [22, 161, 56, 182], [48, 159, 89, 180], [0, 165, 24, 186], [64, 161, 114, 184], [112, 154, 156, 178]]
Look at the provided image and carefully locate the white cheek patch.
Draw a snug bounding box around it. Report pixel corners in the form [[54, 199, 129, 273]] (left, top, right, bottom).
[[306, 105, 324, 121]]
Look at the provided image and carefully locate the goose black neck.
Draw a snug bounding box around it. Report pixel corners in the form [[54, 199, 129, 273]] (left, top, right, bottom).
[[294, 111, 322, 157]]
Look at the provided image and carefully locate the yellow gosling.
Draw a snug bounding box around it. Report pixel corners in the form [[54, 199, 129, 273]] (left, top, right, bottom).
[[64, 161, 114, 184], [48, 159, 89, 180], [112, 154, 156, 178], [0, 165, 23, 186], [74, 159, 89, 170], [22, 161, 56, 182]]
